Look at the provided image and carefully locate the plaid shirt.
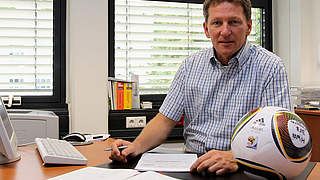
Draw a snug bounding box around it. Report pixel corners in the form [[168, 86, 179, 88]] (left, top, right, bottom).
[[159, 41, 292, 153]]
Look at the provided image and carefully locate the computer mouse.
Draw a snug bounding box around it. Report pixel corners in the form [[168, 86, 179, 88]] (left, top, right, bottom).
[[62, 133, 86, 142]]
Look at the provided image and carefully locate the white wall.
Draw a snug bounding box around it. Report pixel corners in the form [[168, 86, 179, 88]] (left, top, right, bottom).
[[67, 0, 108, 134], [300, 0, 320, 87], [273, 0, 320, 88], [273, 0, 290, 78]]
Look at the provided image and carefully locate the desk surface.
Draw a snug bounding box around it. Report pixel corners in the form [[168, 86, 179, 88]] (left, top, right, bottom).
[[0, 139, 319, 180], [0, 139, 114, 180]]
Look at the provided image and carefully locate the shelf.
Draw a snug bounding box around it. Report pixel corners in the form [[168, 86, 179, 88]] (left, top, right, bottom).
[[108, 109, 183, 140], [108, 126, 183, 140]]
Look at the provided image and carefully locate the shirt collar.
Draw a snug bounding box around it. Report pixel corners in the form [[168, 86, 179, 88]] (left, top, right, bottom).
[[209, 41, 251, 69]]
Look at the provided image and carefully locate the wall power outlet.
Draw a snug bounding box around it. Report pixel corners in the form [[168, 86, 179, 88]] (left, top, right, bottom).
[[126, 116, 147, 128]]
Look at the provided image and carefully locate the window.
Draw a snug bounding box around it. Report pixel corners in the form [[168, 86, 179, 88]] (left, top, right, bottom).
[[0, 0, 66, 108], [109, 0, 272, 95]]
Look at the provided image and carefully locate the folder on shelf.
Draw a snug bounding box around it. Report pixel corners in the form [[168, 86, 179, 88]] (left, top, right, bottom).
[[112, 82, 117, 110], [116, 82, 124, 110], [107, 81, 114, 110], [123, 82, 132, 110]]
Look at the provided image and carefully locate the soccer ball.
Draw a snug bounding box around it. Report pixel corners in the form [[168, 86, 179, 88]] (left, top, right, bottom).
[[231, 106, 312, 180]]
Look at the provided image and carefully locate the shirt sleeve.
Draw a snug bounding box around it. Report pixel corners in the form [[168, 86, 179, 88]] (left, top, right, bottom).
[[159, 59, 186, 122], [260, 62, 293, 112]]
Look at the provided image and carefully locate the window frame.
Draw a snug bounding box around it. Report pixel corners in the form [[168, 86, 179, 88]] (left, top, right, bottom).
[[8, 0, 67, 109], [108, 0, 272, 104]]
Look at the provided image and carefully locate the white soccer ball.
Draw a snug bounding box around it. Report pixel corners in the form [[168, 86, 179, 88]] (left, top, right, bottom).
[[231, 106, 312, 179]]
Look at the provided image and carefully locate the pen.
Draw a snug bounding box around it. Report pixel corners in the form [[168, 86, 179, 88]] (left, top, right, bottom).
[[105, 145, 128, 151]]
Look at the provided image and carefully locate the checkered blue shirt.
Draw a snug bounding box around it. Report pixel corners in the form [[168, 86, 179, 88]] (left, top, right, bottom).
[[159, 41, 292, 153]]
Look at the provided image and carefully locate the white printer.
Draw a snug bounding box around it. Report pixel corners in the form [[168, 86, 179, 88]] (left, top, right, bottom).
[[7, 109, 59, 146]]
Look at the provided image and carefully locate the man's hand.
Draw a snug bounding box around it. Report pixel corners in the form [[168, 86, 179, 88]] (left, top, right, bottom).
[[108, 139, 140, 163], [190, 150, 238, 175], [109, 113, 177, 163]]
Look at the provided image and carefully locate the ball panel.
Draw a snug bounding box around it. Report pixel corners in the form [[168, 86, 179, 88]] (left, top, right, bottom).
[[231, 107, 261, 142], [273, 112, 312, 162], [236, 158, 286, 180], [271, 118, 286, 159]]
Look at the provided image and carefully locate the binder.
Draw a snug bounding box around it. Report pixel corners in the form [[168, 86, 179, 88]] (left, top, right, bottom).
[[116, 82, 124, 110], [107, 81, 114, 110], [112, 82, 117, 110], [123, 83, 132, 109]]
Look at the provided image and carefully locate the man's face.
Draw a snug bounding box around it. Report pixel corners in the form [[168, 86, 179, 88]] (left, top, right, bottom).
[[203, 2, 252, 63]]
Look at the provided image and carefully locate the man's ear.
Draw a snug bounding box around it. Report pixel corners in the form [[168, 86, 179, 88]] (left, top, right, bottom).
[[247, 19, 252, 36], [203, 22, 211, 38]]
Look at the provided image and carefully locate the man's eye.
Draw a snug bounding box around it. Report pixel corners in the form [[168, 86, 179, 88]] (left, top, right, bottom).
[[230, 20, 240, 25], [212, 21, 221, 25]]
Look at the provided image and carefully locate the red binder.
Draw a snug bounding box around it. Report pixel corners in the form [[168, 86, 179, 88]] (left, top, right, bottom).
[[116, 82, 124, 110]]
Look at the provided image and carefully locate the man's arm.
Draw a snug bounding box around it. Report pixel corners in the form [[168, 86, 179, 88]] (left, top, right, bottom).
[[261, 64, 292, 111], [109, 113, 177, 162], [132, 113, 177, 152]]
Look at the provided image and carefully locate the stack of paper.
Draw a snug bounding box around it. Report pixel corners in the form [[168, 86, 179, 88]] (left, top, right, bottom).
[[48, 167, 179, 180], [134, 153, 197, 172], [49, 152, 197, 180]]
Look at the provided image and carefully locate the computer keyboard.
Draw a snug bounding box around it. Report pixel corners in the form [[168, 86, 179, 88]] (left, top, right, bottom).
[[35, 138, 88, 165]]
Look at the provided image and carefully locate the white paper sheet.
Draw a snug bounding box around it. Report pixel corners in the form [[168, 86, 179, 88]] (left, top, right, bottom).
[[48, 167, 139, 180], [148, 143, 185, 154], [134, 153, 197, 172], [128, 171, 180, 180], [48, 167, 181, 180]]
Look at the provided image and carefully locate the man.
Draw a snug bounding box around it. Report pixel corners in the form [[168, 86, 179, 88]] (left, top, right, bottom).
[[110, 0, 291, 175]]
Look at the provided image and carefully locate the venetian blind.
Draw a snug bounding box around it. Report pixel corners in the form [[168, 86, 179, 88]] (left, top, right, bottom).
[[0, 0, 53, 96], [115, 0, 261, 94]]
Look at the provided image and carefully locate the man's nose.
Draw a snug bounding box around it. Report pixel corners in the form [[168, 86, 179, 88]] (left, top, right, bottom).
[[220, 23, 231, 36]]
